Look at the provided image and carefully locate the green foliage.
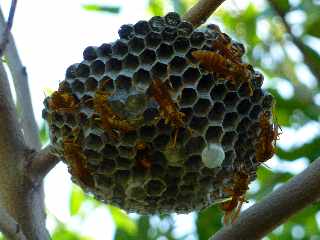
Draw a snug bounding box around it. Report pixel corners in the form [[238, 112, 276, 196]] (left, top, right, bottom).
[[83, 4, 120, 14], [148, 0, 165, 16], [52, 223, 93, 240], [108, 206, 137, 236], [69, 185, 85, 216]]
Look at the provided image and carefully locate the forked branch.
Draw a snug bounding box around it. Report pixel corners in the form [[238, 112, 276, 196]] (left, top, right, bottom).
[[211, 158, 320, 240]]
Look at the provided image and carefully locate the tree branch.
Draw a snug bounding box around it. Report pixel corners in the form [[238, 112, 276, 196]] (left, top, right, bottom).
[[268, 0, 320, 83], [0, 7, 41, 150], [0, 206, 27, 240], [26, 145, 60, 185], [0, 0, 17, 56], [183, 0, 226, 28], [211, 158, 320, 240]]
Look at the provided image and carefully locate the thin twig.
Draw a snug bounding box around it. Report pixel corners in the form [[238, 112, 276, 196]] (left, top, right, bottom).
[[0, 7, 41, 150], [268, 0, 320, 82], [0, 0, 17, 56], [211, 158, 320, 240], [26, 145, 60, 185], [183, 0, 226, 28], [0, 206, 27, 240]]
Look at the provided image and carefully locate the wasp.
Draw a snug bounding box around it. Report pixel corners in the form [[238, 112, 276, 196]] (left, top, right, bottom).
[[63, 137, 94, 187], [192, 50, 253, 95], [256, 111, 281, 163], [220, 170, 250, 225], [150, 79, 186, 147], [93, 90, 135, 139], [48, 91, 79, 113], [135, 141, 152, 169]]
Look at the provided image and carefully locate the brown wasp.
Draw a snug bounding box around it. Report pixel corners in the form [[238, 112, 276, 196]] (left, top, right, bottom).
[[150, 79, 186, 147], [220, 170, 250, 225], [63, 136, 94, 187], [256, 111, 281, 163], [48, 91, 79, 113], [135, 141, 152, 169], [92, 90, 135, 139], [191, 50, 253, 95]]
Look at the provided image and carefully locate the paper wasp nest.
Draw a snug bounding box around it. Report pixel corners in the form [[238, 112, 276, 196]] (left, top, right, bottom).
[[43, 12, 275, 214]]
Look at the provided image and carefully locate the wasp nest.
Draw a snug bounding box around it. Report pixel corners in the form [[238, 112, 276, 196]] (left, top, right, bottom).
[[43, 12, 276, 214]]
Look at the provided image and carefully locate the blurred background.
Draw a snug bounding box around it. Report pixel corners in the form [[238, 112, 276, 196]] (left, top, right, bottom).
[[1, 0, 320, 239]]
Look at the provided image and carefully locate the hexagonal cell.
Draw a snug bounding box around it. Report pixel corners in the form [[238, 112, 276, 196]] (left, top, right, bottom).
[[68, 63, 90, 78], [58, 81, 72, 92], [153, 134, 170, 150], [208, 102, 225, 121], [115, 75, 132, 91], [133, 68, 152, 91], [237, 117, 251, 132], [239, 82, 253, 97], [146, 179, 166, 196], [237, 98, 251, 114], [164, 12, 181, 26], [84, 133, 104, 151], [190, 31, 205, 47], [106, 58, 122, 75], [251, 89, 263, 103], [123, 54, 139, 71], [189, 116, 208, 133], [168, 75, 183, 91], [90, 59, 105, 76], [151, 62, 168, 79], [101, 144, 119, 158], [221, 131, 237, 148], [262, 94, 273, 109], [114, 169, 131, 186], [128, 37, 145, 54], [121, 130, 138, 146], [222, 150, 236, 167], [174, 37, 190, 54], [149, 16, 165, 32], [85, 77, 98, 92], [169, 56, 188, 74], [156, 119, 172, 134], [185, 136, 206, 155], [180, 107, 193, 123], [134, 20, 151, 36], [162, 27, 178, 42], [118, 24, 134, 40], [116, 156, 134, 169], [177, 21, 193, 36], [182, 67, 201, 85], [99, 76, 115, 93], [143, 107, 159, 123], [185, 155, 202, 172], [51, 112, 64, 127], [145, 32, 162, 49], [129, 186, 147, 200], [224, 92, 239, 107], [193, 98, 211, 116], [94, 174, 114, 188], [223, 112, 239, 128], [249, 105, 263, 119], [83, 46, 97, 61], [98, 43, 112, 57], [210, 84, 227, 100], [139, 49, 156, 69], [118, 146, 135, 158], [179, 88, 197, 107], [205, 126, 223, 143], [112, 40, 128, 59], [197, 74, 214, 93], [156, 44, 174, 63], [126, 94, 147, 113], [84, 149, 103, 165], [71, 79, 85, 93], [139, 125, 156, 140]]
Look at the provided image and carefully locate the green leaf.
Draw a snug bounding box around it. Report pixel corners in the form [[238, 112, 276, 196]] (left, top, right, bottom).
[[52, 222, 93, 240], [305, 16, 320, 38], [171, 0, 188, 15], [39, 121, 49, 145], [69, 185, 85, 216], [196, 205, 222, 240], [108, 205, 137, 236], [148, 0, 165, 16], [83, 4, 121, 14]]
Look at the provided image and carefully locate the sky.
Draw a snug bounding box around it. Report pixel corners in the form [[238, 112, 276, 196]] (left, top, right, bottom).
[[2, 0, 319, 239]]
